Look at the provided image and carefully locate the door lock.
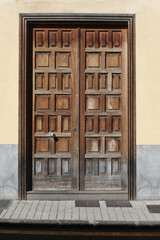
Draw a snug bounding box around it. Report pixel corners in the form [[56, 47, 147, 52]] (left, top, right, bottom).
[[50, 133, 58, 142]]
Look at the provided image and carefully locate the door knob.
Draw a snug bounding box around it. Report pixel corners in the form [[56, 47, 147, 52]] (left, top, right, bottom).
[[50, 133, 58, 142]]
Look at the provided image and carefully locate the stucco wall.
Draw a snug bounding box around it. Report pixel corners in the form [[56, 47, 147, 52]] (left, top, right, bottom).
[[0, 0, 160, 199]]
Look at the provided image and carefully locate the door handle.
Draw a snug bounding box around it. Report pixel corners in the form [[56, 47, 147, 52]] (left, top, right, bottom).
[[50, 133, 58, 142]]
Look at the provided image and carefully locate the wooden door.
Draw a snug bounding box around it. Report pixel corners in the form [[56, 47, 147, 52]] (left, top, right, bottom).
[[32, 26, 128, 194], [32, 28, 79, 190], [80, 28, 128, 192]]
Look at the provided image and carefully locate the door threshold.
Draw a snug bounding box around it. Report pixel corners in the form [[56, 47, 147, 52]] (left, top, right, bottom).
[[27, 191, 128, 200]]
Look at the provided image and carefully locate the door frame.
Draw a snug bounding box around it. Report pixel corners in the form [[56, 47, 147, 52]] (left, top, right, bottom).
[[19, 13, 136, 200]]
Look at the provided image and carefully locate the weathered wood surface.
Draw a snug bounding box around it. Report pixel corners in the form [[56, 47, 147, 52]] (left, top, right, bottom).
[[32, 27, 128, 194]]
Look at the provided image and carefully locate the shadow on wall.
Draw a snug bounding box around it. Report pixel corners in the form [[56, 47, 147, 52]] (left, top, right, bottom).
[[0, 145, 18, 199], [137, 145, 160, 200]]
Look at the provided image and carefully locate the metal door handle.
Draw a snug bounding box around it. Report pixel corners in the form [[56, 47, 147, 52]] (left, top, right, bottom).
[[50, 133, 58, 142]]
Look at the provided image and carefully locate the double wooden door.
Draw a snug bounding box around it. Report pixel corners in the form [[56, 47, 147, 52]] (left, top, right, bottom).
[[32, 27, 128, 194]]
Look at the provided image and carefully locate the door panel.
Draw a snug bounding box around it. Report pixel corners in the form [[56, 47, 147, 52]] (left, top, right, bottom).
[[80, 29, 128, 191], [32, 28, 79, 190]]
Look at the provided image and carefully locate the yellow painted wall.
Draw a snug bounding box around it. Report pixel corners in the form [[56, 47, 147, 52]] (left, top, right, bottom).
[[0, 0, 160, 144]]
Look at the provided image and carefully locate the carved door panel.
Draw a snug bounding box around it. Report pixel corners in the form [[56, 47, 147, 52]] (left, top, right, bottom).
[[80, 29, 128, 191], [32, 28, 79, 190]]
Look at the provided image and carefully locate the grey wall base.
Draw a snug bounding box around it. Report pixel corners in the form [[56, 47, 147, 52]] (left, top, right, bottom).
[[137, 145, 160, 200], [0, 144, 18, 199], [0, 144, 160, 200]]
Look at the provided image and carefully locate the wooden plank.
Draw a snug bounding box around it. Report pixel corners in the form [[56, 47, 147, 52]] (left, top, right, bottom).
[[79, 29, 86, 190]]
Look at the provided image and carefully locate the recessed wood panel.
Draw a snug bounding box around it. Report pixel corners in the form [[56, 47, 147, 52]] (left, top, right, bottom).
[[56, 95, 70, 111], [106, 53, 121, 68], [35, 31, 45, 48], [56, 138, 70, 153], [106, 138, 119, 152], [111, 159, 120, 175], [86, 95, 100, 111], [35, 138, 50, 153], [106, 96, 120, 110], [48, 159, 57, 175], [86, 74, 95, 90], [56, 52, 71, 68], [62, 116, 71, 132], [34, 159, 43, 175], [112, 31, 121, 48], [99, 159, 107, 174], [99, 31, 108, 48], [49, 116, 57, 132], [35, 73, 45, 90], [99, 74, 108, 90], [36, 52, 50, 68], [36, 95, 50, 111], [49, 73, 58, 90], [35, 115, 44, 132], [86, 53, 101, 68], [112, 74, 121, 90], [48, 31, 58, 48], [86, 116, 94, 132], [112, 116, 121, 132], [86, 138, 100, 153], [85, 159, 94, 175], [62, 73, 71, 90], [62, 159, 70, 175], [99, 116, 108, 132], [86, 31, 95, 48], [62, 31, 71, 48]]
